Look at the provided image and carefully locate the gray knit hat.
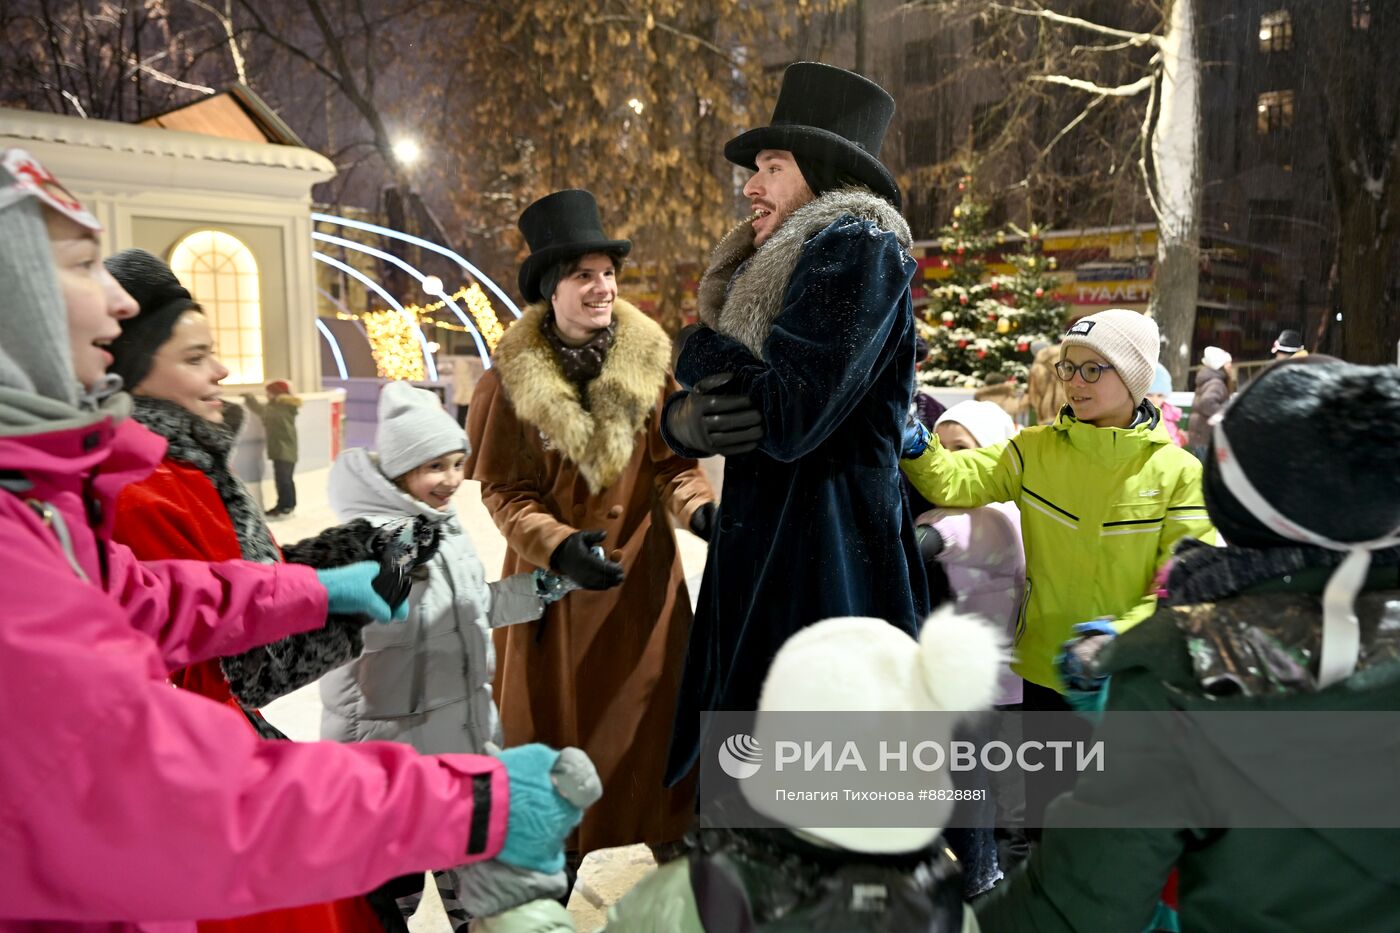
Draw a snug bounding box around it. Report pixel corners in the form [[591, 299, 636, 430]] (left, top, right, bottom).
[[1059, 308, 1160, 403], [375, 381, 467, 479], [0, 149, 95, 406]]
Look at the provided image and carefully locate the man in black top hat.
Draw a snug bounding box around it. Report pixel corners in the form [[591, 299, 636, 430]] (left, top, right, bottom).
[[660, 62, 928, 785]]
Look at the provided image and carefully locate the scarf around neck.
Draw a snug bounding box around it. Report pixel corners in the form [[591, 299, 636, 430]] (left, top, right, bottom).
[[130, 396, 280, 565], [540, 311, 617, 386]]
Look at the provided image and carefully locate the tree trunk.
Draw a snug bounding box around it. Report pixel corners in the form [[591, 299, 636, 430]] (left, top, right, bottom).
[[1336, 200, 1400, 363], [1147, 0, 1201, 387]]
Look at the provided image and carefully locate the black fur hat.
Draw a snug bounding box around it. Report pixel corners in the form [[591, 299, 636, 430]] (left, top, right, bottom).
[[1203, 357, 1400, 547]]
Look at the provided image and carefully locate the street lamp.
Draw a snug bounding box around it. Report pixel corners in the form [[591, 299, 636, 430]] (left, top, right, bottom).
[[392, 137, 421, 166]]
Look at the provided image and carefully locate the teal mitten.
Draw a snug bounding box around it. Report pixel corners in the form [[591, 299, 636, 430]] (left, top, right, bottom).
[[496, 744, 593, 875], [314, 562, 401, 623]]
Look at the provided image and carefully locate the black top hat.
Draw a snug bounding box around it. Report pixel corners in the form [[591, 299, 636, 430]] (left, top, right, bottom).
[[724, 62, 900, 207], [517, 189, 632, 303]]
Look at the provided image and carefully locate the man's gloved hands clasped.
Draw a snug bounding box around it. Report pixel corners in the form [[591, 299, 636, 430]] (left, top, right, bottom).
[[664, 373, 763, 457], [549, 530, 624, 591], [315, 562, 408, 623], [495, 744, 601, 875]]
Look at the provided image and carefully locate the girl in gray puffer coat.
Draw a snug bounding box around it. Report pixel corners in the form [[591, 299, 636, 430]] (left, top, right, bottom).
[[321, 381, 573, 929]]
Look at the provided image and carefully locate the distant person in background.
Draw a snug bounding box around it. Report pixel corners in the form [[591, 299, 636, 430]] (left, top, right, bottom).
[[1188, 346, 1232, 462], [1146, 363, 1185, 448], [446, 355, 481, 428], [1025, 340, 1069, 425], [1271, 328, 1307, 360], [244, 378, 301, 518]]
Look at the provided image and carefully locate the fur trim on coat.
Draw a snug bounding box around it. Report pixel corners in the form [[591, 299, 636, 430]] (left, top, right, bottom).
[[492, 297, 671, 494], [697, 187, 913, 358]]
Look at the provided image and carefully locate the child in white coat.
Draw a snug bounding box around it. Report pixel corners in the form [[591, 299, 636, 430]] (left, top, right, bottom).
[[321, 381, 574, 929]]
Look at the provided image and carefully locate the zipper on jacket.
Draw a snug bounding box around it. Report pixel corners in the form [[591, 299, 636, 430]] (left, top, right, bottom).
[[1014, 578, 1033, 645]]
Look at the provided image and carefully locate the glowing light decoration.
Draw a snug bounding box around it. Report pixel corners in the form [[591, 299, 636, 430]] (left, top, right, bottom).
[[310, 212, 521, 319], [363, 310, 426, 381], [312, 252, 438, 380], [315, 318, 349, 380], [312, 231, 492, 367]]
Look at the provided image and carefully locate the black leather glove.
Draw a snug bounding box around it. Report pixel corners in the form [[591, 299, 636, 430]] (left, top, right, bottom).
[[689, 502, 718, 542], [549, 530, 625, 591], [915, 524, 945, 564], [369, 515, 444, 611], [664, 373, 763, 457]]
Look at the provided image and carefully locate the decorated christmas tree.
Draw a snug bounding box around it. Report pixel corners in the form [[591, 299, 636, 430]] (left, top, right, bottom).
[[917, 178, 1069, 389], [917, 176, 1004, 388], [991, 224, 1068, 372]]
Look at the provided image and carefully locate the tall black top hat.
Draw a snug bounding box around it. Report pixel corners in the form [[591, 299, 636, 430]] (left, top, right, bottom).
[[724, 62, 900, 207], [517, 189, 632, 303]]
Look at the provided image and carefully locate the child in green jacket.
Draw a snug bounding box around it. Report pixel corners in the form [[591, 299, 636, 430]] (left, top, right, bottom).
[[902, 309, 1214, 708], [243, 379, 301, 517]]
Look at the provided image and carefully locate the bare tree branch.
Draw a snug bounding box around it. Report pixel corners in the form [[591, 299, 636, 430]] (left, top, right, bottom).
[[184, 0, 249, 84], [1031, 73, 1154, 97], [990, 3, 1162, 46], [582, 14, 740, 65]]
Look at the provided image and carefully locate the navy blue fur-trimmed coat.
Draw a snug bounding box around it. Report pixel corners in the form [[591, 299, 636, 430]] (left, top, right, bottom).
[[662, 188, 929, 784]]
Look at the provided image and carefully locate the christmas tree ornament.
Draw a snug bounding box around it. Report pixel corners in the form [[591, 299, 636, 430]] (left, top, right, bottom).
[[1017, 340, 1029, 352], [956, 246, 966, 255], [959, 294, 969, 306], [977, 349, 987, 359], [957, 339, 968, 349], [997, 317, 1011, 334], [1035, 287, 1045, 298], [941, 310, 955, 323]]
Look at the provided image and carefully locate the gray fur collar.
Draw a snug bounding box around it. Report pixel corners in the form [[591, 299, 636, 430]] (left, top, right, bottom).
[[697, 187, 913, 358]]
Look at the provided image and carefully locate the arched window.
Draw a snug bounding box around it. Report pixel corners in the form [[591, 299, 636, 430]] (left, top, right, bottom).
[[169, 230, 263, 385]]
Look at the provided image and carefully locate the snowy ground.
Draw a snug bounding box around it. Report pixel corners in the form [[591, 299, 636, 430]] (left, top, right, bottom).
[[259, 463, 718, 930]]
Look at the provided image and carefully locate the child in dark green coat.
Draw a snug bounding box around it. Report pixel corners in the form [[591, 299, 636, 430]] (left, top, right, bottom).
[[244, 379, 301, 517]]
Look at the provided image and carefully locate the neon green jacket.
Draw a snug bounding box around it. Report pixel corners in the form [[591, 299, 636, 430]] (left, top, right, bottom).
[[902, 408, 1214, 690]]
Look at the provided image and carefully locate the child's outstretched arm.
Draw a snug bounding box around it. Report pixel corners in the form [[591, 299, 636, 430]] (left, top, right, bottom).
[[902, 432, 1023, 508]]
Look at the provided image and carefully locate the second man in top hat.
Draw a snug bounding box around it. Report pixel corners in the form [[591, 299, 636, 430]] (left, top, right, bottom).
[[465, 189, 716, 863], [660, 62, 929, 784]]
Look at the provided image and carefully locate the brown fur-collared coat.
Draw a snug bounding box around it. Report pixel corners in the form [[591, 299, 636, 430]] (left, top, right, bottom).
[[465, 298, 714, 854]]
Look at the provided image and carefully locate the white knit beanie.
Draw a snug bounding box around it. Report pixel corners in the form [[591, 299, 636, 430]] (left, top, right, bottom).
[[935, 400, 1017, 448], [1059, 309, 1160, 403], [375, 381, 467, 480], [1201, 345, 1232, 372], [742, 611, 1005, 854]]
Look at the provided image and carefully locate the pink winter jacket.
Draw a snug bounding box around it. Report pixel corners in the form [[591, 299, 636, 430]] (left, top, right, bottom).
[[0, 414, 509, 931], [918, 502, 1026, 706]]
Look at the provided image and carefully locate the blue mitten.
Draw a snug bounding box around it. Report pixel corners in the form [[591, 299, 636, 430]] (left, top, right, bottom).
[[1056, 618, 1118, 693], [495, 744, 590, 875], [315, 562, 397, 623], [901, 415, 932, 459]]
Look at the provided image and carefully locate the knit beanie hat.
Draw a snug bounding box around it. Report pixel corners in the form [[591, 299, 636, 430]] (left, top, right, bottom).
[[742, 610, 1005, 854], [0, 149, 97, 406], [1058, 309, 1159, 403], [1149, 363, 1173, 397], [266, 379, 292, 396], [103, 249, 201, 391], [935, 400, 1017, 448], [1201, 345, 1232, 372], [375, 381, 466, 480]]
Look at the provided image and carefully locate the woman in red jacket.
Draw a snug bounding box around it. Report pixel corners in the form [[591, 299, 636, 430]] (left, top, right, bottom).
[[104, 249, 389, 932]]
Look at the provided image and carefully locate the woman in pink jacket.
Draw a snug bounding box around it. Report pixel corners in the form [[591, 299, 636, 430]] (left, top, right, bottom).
[[0, 149, 584, 930]]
